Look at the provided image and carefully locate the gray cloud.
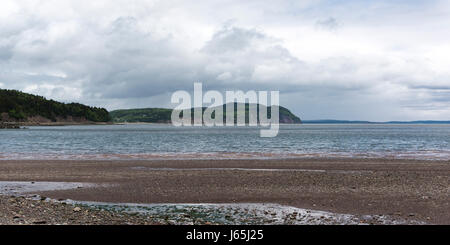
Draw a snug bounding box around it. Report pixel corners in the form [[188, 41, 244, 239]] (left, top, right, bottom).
[[0, 0, 449, 121], [202, 26, 267, 54]]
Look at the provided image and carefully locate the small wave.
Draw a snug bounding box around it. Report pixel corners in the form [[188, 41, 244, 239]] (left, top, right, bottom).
[[2, 150, 450, 161]]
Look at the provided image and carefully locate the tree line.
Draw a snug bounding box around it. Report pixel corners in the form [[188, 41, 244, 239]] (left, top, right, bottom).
[[0, 89, 110, 122]]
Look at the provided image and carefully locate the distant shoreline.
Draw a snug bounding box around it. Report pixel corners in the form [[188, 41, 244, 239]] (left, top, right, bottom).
[[0, 122, 113, 128], [3, 121, 450, 128], [302, 120, 450, 124]]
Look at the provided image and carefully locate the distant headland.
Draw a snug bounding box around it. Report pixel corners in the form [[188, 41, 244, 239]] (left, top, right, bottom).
[[0, 89, 110, 127], [3, 88, 448, 127], [110, 104, 302, 124], [0, 89, 302, 127]]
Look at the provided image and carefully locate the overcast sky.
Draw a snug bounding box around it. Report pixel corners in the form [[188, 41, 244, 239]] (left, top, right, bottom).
[[1, 0, 449, 121]]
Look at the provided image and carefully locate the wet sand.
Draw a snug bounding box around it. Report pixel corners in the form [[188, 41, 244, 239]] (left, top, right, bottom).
[[0, 158, 449, 224]]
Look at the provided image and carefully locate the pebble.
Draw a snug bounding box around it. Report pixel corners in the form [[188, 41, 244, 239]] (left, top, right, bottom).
[[33, 220, 47, 224]]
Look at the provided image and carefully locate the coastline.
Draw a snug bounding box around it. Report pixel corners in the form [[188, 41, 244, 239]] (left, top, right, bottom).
[[0, 158, 449, 224], [0, 122, 114, 128]]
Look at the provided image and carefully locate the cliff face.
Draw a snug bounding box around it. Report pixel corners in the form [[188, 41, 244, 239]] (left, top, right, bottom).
[[279, 116, 298, 124], [278, 106, 302, 124]]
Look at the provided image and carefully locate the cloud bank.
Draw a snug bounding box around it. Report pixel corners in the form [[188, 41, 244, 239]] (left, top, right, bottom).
[[0, 0, 449, 121]]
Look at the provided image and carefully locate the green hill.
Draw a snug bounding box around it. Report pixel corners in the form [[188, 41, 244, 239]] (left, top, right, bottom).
[[0, 89, 110, 123], [110, 108, 173, 123], [0, 89, 300, 125], [110, 103, 301, 124]]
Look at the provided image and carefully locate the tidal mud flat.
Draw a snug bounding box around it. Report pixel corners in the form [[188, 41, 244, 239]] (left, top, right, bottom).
[[0, 181, 423, 225], [0, 158, 449, 224]]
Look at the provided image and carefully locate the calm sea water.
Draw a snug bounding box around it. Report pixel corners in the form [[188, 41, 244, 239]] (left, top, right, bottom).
[[1, 124, 450, 160]]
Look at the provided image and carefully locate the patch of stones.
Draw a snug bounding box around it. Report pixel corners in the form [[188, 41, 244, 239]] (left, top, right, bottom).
[[62, 201, 426, 225], [0, 194, 157, 225]]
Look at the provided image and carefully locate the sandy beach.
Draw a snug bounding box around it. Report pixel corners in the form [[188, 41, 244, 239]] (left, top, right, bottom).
[[0, 158, 449, 225]]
